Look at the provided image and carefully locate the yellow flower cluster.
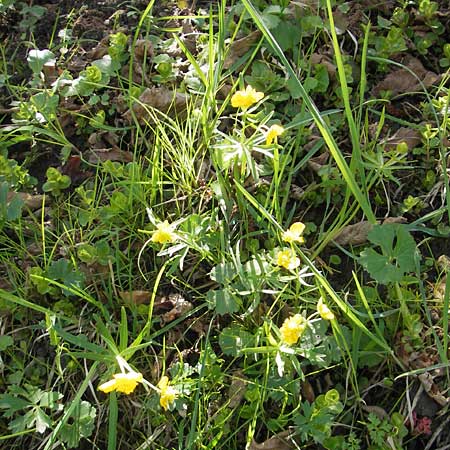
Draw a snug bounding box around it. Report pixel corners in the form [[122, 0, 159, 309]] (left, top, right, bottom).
[[280, 314, 307, 345], [98, 371, 143, 395], [231, 85, 264, 109], [317, 297, 335, 321], [282, 222, 305, 244], [158, 375, 177, 410], [151, 220, 176, 244], [276, 249, 300, 270], [266, 124, 284, 145]]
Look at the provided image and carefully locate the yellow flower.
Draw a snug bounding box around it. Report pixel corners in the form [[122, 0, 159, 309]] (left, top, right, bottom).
[[317, 297, 335, 321], [282, 222, 305, 244], [231, 85, 264, 109], [276, 249, 300, 270], [266, 124, 284, 145], [280, 314, 307, 345], [158, 375, 177, 410], [151, 221, 176, 244], [98, 371, 143, 395]]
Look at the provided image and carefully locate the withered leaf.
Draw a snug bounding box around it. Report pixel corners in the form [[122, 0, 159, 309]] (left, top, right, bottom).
[[88, 148, 134, 164], [334, 217, 406, 246], [134, 39, 154, 62], [248, 431, 295, 450], [119, 290, 151, 305], [333, 221, 374, 246], [224, 31, 262, 69], [372, 57, 439, 97], [228, 371, 247, 408], [161, 294, 193, 324], [383, 127, 422, 151], [123, 87, 189, 124], [7, 192, 45, 211]]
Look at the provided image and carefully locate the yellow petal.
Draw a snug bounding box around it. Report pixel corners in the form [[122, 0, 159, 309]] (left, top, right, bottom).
[[318, 297, 335, 321], [98, 379, 118, 393], [282, 222, 305, 243], [280, 314, 307, 345], [231, 85, 264, 109], [276, 249, 300, 270], [266, 124, 284, 145], [151, 221, 176, 244], [158, 376, 177, 410]]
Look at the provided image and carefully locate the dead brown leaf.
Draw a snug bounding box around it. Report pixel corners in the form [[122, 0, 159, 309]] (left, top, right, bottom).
[[134, 39, 154, 62], [7, 192, 45, 211], [161, 294, 193, 324], [334, 217, 407, 246], [88, 148, 134, 164], [383, 127, 422, 151], [228, 371, 247, 408], [123, 87, 189, 124], [248, 431, 296, 450], [224, 31, 262, 69], [310, 53, 336, 78], [119, 290, 151, 305], [334, 221, 374, 246], [372, 57, 439, 97]]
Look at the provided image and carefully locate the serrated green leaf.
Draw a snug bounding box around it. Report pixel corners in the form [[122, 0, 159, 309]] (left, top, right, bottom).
[[359, 224, 418, 284], [47, 259, 85, 295], [58, 401, 96, 448]]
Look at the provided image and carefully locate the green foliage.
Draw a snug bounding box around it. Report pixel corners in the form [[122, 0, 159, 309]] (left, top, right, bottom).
[[42, 167, 71, 195], [294, 389, 344, 444], [0, 385, 63, 434], [359, 224, 418, 284], [58, 401, 96, 448]]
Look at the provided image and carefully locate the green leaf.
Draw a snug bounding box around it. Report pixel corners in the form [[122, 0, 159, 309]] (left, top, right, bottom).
[[0, 335, 13, 351], [359, 224, 418, 284], [27, 49, 55, 75], [47, 259, 85, 295], [207, 289, 240, 315], [210, 262, 236, 285], [219, 325, 254, 356], [58, 401, 96, 448]]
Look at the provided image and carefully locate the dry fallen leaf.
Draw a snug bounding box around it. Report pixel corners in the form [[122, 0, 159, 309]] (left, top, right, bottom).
[[248, 430, 296, 450], [134, 39, 154, 62], [119, 290, 151, 305], [372, 57, 439, 97], [123, 87, 189, 124], [88, 148, 134, 164], [383, 127, 422, 151], [228, 371, 247, 408], [224, 31, 262, 69], [161, 294, 193, 324], [333, 221, 374, 246], [334, 217, 406, 246], [7, 192, 45, 211]]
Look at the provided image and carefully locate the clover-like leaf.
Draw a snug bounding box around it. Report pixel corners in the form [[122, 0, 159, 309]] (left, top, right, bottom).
[[58, 401, 96, 448], [359, 224, 418, 284]]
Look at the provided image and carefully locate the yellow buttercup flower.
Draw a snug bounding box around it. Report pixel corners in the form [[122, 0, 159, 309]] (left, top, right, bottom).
[[266, 124, 284, 145], [158, 375, 177, 410], [151, 221, 176, 244], [276, 249, 300, 270], [280, 314, 307, 345], [231, 85, 264, 109], [282, 222, 305, 244], [98, 371, 143, 395], [317, 297, 335, 321]]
